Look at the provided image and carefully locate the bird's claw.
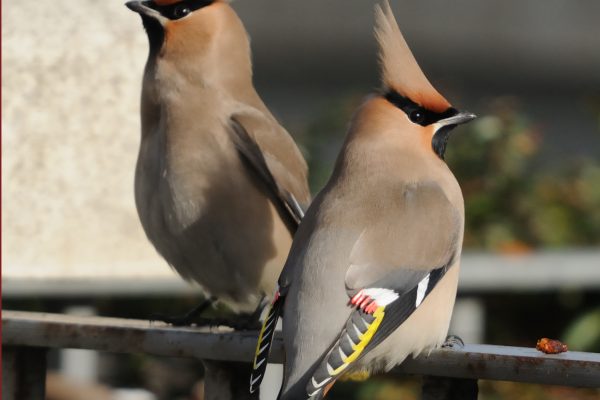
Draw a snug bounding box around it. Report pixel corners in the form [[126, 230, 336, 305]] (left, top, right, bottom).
[[442, 335, 465, 349]]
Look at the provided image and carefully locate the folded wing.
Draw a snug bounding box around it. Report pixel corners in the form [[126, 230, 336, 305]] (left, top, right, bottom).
[[307, 182, 462, 399]]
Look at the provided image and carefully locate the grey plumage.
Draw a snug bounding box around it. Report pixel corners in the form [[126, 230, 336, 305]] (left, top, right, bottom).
[[260, 2, 476, 398], [128, 0, 310, 313]]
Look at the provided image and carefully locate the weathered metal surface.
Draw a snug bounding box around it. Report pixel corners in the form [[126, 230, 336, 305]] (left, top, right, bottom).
[[2, 310, 279, 363], [2, 346, 47, 400], [3, 311, 600, 388], [396, 344, 600, 388]]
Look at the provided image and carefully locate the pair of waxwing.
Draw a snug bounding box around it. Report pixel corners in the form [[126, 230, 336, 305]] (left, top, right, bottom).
[[126, 0, 311, 318], [250, 1, 476, 399], [127, 0, 475, 398]]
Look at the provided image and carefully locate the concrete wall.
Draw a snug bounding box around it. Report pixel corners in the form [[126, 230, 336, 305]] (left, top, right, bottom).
[[2, 0, 165, 279]]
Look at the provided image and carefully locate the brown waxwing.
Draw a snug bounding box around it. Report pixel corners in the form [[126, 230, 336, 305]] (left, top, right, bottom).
[[250, 1, 476, 398], [126, 0, 311, 318]]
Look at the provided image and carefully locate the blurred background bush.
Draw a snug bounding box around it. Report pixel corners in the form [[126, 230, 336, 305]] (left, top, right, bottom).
[[3, 0, 599, 399]]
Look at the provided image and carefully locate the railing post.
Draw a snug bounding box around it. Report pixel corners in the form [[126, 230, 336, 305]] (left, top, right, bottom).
[[422, 376, 478, 400], [203, 360, 259, 400], [2, 346, 48, 400]]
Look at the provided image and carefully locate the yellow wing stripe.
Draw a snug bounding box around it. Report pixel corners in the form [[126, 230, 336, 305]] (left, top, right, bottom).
[[252, 303, 274, 369], [331, 306, 385, 376]]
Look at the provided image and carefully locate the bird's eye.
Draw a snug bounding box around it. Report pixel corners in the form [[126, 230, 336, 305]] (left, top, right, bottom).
[[172, 4, 191, 19], [409, 110, 425, 124]]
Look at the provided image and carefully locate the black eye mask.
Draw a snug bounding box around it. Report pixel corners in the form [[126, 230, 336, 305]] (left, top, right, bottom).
[[146, 0, 213, 20], [383, 90, 464, 160], [384, 90, 457, 126]]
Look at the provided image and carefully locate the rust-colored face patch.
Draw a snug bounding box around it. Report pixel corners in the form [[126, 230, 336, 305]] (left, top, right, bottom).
[[154, 0, 181, 6], [160, 5, 218, 60], [421, 125, 436, 152]]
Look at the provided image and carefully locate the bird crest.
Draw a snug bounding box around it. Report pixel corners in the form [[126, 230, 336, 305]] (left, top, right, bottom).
[[375, 0, 450, 113]]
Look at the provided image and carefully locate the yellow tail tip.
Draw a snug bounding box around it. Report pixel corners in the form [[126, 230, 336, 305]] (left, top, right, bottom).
[[339, 370, 371, 382]]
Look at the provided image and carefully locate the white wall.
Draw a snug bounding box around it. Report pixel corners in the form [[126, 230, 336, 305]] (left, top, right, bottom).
[[2, 0, 167, 279]]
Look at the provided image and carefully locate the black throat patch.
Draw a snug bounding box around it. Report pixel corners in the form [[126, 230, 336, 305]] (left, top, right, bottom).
[[141, 14, 165, 58], [431, 124, 456, 160], [138, 0, 214, 57]]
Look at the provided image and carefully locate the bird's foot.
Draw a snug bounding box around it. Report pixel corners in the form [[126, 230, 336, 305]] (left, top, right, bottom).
[[442, 335, 465, 349], [213, 300, 266, 331], [151, 296, 265, 330], [150, 297, 215, 327]]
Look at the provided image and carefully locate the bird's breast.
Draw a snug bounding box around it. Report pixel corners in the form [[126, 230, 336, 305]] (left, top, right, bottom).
[[134, 112, 291, 304], [135, 114, 244, 233]]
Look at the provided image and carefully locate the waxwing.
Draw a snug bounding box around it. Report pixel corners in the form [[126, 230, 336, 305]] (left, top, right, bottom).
[[126, 0, 311, 319], [250, 2, 476, 398]]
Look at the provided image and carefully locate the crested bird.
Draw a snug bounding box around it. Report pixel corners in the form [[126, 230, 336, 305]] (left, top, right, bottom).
[[250, 1, 476, 397], [125, 0, 311, 322]]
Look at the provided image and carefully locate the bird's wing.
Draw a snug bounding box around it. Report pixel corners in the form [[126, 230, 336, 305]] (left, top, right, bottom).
[[229, 110, 310, 234], [249, 286, 284, 393], [231, 108, 311, 392], [306, 182, 462, 398]]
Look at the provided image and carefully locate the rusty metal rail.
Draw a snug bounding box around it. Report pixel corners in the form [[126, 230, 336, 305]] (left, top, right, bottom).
[[2, 310, 600, 399]]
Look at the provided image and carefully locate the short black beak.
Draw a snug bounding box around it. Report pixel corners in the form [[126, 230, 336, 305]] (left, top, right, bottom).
[[125, 1, 154, 17], [125, 1, 143, 12], [437, 111, 477, 127]]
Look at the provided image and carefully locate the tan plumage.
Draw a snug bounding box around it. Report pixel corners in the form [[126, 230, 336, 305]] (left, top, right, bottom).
[[127, 0, 310, 313], [249, 2, 475, 398]]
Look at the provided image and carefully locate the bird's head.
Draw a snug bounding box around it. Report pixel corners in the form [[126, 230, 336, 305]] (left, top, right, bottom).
[[126, 0, 250, 75], [372, 1, 476, 160]]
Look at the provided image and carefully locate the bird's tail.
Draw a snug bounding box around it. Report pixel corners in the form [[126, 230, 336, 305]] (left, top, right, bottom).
[[250, 288, 284, 393]]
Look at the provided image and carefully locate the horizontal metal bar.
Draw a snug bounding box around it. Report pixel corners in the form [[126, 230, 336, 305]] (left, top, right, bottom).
[[1, 277, 198, 298], [2, 310, 264, 363], [4, 251, 600, 298], [396, 344, 600, 388], [3, 311, 599, 387]]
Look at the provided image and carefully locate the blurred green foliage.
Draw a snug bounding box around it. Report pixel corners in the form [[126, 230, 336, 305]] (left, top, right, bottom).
[[563, 308, 600, 352], [446, 97, 600, 251]]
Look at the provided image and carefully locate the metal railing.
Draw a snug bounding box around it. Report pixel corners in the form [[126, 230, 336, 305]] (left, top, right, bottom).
[[2, 310, 600, 399]]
